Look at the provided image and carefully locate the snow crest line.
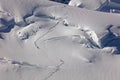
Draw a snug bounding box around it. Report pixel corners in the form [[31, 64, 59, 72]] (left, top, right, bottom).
[[0, 57, 41, 68]]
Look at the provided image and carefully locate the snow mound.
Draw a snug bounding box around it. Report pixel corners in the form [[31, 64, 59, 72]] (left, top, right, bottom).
[[16, 20, 57, 40]]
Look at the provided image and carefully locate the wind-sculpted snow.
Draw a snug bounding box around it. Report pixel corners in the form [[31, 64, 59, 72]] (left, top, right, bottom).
[[0, 0, 120, 80], [69, 0, 107, 10], [52, 0, 120, 13]]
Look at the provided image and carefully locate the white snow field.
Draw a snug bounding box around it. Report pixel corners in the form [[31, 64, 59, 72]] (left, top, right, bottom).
[[0, 0, 120, 80]]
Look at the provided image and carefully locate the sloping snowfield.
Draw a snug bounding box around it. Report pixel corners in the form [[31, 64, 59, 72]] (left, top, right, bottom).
[[0, 0, 120, 80]]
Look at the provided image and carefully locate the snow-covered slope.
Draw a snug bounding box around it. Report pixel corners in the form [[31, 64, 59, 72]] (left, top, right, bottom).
[[51, 0, 120, 14], [0, 0, 120, 80], [69, 0, 107, 10]]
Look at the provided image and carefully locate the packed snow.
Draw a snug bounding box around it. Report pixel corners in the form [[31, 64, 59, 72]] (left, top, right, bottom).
[[0, 0, 120, 80]]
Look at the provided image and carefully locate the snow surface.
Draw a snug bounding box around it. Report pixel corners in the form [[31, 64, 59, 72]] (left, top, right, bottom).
[[0, 0, 120, 80], [69, 0, 107, 10]]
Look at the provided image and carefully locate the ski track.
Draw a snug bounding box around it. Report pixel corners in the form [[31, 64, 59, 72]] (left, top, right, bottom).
[[43, 60, 64, 80], [34, 18, 63, 49]]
